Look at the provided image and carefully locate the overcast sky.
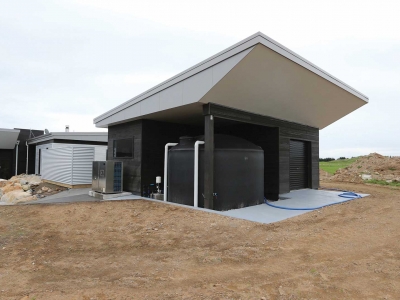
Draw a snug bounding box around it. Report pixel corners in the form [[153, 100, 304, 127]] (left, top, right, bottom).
[[1, 0, 399, 158]]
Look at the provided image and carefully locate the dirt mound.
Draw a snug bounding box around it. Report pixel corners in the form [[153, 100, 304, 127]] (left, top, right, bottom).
[[329, 153, 400, 183], [319, 169, 332, 181]]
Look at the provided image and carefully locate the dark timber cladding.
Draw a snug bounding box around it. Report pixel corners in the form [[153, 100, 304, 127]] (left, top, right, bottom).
[[107, 121, 142, 194], [203, 103, 319, 196], [0, 149, 13, 179], [108, 119, 202, 195], [141, 119, 202, 195], [204, 114, 214, 209], [108, 103, 319, 197]]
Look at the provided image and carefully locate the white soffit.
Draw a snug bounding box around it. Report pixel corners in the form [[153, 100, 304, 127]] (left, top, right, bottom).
[[0, 128, 20, 149], [95, 47, 254, 127], [94, 32, 368, 128], [200, 44, 367, 129]]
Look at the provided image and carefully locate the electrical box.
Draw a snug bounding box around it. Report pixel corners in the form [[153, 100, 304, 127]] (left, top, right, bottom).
[[92, 161, 123, 193]]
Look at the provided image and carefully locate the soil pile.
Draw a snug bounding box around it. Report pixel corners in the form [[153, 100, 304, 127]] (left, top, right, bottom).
[[0, 175, 66, 204], [319, 169, 332, 181], [328, 153, 400, 183]]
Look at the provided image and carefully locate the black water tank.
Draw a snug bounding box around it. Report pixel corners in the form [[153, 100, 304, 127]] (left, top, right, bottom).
[[168, 134, 264, 211]]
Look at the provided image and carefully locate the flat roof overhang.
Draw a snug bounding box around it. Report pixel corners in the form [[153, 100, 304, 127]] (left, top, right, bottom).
[[94, 32, 368, 129], [27, 132, 108, 145], [0, 128, 20, 149]]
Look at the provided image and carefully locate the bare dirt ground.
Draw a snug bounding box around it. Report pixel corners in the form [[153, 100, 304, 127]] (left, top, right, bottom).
[[1, 182, 400, 300]]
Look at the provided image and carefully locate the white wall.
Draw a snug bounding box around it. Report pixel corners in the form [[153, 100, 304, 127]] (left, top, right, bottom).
[[41, 146, 96, 185], [35, 143, 107, 174]]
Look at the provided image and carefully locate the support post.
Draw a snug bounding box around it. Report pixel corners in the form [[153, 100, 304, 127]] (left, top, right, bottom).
[[15, 140, 20, 176], [26, 142, 29, 174], [204, 114, 214, 209]]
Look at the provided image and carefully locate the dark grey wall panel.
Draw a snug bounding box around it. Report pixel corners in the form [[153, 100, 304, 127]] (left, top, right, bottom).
[[14, 129, 44, 175], [108, 104, 319, 198], [108, 120, 143, 194], [214, 122, 279, 200], [141, 120, 202, 195], [279, 136, 290, 194], [0, 149, 13, 179], [311, 140, 320, 189], [205, 103, 319, 195]]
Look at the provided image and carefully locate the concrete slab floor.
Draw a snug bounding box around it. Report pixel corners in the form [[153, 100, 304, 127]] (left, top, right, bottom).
[[220, 189, 369, 224], [96, 189, 369, 224], [25, 188, 93, 205], [25, 189, 143, 205]]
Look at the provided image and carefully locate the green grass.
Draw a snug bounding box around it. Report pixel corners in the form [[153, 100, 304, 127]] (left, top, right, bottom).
[[319, 157, 359, 175], [367, 179, 400, 187]]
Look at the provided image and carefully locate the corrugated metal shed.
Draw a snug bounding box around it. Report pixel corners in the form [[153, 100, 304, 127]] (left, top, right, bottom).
[[41, 146, 97, 187], [35, 143, 107, 175], [72, 147, 94, 185]]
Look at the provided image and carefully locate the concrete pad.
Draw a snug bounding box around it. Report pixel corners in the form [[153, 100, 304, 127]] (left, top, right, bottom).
[[89, 191, 133, 200], [25, 188, 93, 205], [221, 189, 369, 224], [276, 189, 369, 209], [220, 204, 306, 223], [40, 188, 91, 200], [27, 194, 98, 204]]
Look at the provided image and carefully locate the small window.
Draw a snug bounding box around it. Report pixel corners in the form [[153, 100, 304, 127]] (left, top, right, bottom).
[[113, 138, 133, 158]]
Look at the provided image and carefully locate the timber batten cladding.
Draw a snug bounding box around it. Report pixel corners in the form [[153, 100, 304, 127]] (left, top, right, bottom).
[[94, 32, 367, 209], [106, 103, 319, 199]]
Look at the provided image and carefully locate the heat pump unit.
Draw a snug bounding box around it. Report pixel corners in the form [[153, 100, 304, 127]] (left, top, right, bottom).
[[92, 161, 123, 193]]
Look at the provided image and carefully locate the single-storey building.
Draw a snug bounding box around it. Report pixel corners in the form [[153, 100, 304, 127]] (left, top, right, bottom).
[[27, 131, 108, 188], [93, 32, 368, 210], [0, 128, 44, 179]]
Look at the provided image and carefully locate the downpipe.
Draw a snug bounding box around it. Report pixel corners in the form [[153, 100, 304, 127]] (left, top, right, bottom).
[[163, 143, 178, 202]]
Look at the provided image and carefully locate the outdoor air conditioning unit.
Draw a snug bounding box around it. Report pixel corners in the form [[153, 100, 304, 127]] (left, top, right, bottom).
[[92, 161, 123, 193]]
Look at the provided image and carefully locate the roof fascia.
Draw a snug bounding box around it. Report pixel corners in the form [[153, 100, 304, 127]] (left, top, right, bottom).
[[94, 32, 369, 126], [28, 132, 107, 144], [255, 33, 369, 102], [93, 33, 262, 124]]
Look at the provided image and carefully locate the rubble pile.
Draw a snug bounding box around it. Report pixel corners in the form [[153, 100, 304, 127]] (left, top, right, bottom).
[[0, 174, 67, 204], [0, 174, 41, 204], [328, 153, 400, 183]]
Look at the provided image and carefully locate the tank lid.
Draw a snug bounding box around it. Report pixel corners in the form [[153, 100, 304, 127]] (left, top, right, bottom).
[[178, 136, 195, 146], [179, 136, 194, 141]]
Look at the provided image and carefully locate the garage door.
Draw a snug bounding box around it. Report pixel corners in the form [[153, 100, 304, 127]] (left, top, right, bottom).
[[289, 140, 309, 190]]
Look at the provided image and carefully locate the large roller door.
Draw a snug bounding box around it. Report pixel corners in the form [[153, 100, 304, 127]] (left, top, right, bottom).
[[289, 140, 309, 190]]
